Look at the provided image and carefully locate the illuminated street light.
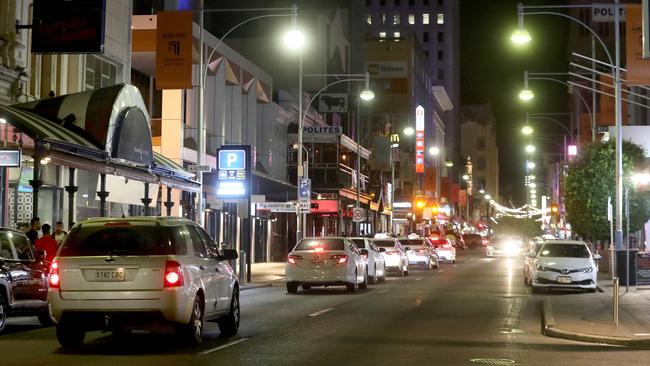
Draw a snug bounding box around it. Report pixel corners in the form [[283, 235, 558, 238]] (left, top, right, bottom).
[[445, 161, 454, 167], [527, 161, 535, 169], [429, 146, 440, 156], [479, 189, 485, 194], [530, 189, 537, 194], [359, 89, 375, 101], [403, 126, 415, 136], [529, 175, 536, 180], [521, 125, 534, 135], [518, 89, 535, 102], [484, 194, 492, 200], [283, 29, 306, 51], [529, 183, 537, 188], [511, 27, 531, 45], [525, 145, 536, 153], [462, 174, 470, 181]]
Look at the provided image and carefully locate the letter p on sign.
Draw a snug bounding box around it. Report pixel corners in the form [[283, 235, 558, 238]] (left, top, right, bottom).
[[218, 149, 246, 170]]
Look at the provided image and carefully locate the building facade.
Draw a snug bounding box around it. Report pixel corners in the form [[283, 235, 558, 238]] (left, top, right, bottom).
[[460, 105, 499, 203]]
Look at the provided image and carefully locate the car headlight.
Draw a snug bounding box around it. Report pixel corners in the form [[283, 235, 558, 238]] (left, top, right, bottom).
[[581, 267, 594, 273]]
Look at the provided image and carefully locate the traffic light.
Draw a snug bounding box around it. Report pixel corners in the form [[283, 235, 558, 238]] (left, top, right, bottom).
[[431, 205, 439, 215], [415, 200, 426, 209], [550, 204, 559, 219]]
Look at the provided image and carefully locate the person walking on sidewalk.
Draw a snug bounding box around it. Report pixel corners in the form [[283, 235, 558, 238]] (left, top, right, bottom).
[[34, 223, 58, 263]]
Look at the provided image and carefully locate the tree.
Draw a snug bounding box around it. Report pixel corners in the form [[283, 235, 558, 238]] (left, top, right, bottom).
[[565, 140, 650, 241], [493, 216, 541, 238]]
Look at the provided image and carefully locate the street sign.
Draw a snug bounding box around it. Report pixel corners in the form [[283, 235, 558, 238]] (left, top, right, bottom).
[[299, 178, 311, 199], [256, 202, 296, 213], [352, 207, 366, 222], [215, 145, 250, 199], [591, 4, 625, 22], [187, 164, 211, 172]]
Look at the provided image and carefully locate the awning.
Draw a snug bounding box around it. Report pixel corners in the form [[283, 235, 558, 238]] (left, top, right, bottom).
[[153, 152, 200, 193], [0, 104, 107, 160]]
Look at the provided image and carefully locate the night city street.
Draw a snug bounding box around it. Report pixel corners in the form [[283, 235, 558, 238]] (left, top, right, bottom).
[[2, 250, 647, 366]]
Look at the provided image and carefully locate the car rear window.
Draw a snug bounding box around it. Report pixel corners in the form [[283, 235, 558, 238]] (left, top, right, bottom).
[[294, 239, 344, 251], [351, 239, 366, 248], [59, 224, 185, 256], [539, 244, 590, 258], [399, 239, 424, 247], [373, 240, 395, 248]]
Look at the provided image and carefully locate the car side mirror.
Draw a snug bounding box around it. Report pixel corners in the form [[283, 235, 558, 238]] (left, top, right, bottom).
[[34, 249, 45, 262], [219, 249, 238, 261], [360, 249, 369, 255], [593, 254, 602, 261], [379, 247, 386, 252]]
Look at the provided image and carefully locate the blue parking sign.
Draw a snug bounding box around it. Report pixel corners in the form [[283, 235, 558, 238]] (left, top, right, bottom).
[[218, 149, 246, 170]]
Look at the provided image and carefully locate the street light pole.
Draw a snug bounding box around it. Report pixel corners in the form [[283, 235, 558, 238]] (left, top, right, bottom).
[[296, 51, 304, 243], [356, 87, 361, 235], [614, 0, 624, 257]]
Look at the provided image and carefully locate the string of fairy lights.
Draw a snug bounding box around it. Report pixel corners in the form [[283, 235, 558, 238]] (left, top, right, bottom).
[[490, 201, 550, 219]]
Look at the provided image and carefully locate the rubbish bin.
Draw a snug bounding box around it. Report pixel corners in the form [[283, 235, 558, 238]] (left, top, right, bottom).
[[616, 249, 638, 286]]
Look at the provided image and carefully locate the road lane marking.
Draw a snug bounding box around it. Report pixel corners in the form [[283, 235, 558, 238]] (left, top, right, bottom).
[[378, 289, 391, 294], [438, 269, 445, 273], [309, 307, 335, 317], [415, 277, 423, 281], [199, 337, 249, 355]]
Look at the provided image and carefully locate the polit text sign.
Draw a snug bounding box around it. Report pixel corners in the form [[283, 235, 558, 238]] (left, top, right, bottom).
[[415, 105, 425, 174], [216, 146, 250, 199]]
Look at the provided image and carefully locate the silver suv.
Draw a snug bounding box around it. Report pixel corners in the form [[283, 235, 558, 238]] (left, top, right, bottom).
[[48, 217, 239, 348]]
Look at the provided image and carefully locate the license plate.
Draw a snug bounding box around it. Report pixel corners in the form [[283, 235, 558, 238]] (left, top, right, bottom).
[[310, 260, 325, 265], [557, 276, 572, 284], [94, 269, 125, 281]]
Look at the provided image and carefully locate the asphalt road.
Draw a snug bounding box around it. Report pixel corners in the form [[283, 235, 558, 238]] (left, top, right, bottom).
[[2, 250, 649, 366]]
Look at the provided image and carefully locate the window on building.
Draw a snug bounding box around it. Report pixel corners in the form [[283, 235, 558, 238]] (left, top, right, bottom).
[[379, 31, 387, 39], [366, 14, 372, 25], [381, 13, 387, 24], [438, 31, 444, 42], [423, 31, 429, 42], [394, 31, 401, 38], [393, 14, 400, 25], [408, 14, 415, 24], [437, 13, 444, 24], [423, 13, 430, 24], [437, 50, 443, 61], [85, 55, 117, 90], [438, 68, 444, 80]]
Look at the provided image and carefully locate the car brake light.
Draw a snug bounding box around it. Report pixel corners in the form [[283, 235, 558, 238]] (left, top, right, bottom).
[[49, 261, 60, 288], [330, 254, 348, 264], [164, 260, 183, 287], [288, 254, 302, 264]]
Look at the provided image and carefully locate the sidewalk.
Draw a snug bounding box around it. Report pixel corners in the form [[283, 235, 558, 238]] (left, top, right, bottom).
[[542, 272, 650, 347], [239, 262, 286, 290]]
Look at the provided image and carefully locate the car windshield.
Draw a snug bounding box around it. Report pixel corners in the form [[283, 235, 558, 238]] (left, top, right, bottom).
[[539, 244, 590, 258], [373, 240, 396, 248], [294, 239, 344, 251], [350, 239, 367, 248], [59, 224, 174, 256]]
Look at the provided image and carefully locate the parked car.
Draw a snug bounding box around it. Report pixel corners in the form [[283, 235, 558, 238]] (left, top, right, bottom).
[[372, 238, 409, 276], [527, 240, 600, 293], [0, 228, 51, 333], [48, 217, 240, 348], [350, 238, 386, 283], [399, 237, 439, 270], [286, 237, 368, 293], [523, 240, 547, 285], [427, 236, 456, 263]]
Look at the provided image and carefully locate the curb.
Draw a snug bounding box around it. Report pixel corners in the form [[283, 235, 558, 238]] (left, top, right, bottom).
[[541, 298, 650, 348], [240, 283, 274, 291]]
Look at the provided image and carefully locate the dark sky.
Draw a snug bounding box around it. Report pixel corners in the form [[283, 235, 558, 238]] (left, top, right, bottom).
[[460, 0, 570, 205]]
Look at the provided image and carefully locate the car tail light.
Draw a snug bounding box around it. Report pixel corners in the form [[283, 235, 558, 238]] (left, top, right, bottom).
[[330, 254, 348, 264], [49, 261, 60, 288], [164, 260, 183, 287], [288, 254, 302, 264]]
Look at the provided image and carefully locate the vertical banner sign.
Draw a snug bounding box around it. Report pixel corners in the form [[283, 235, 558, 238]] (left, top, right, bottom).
[[215, 145, 251, 199], [156, 11, 193, 90], [415, 105, 425, 174], [299, 178, 311, 213], [626, 5, 650, 84]]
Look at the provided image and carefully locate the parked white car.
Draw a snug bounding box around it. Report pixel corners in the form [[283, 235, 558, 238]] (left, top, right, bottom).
[[350, 238, 386, 283], [372, 238, 409, 276], [48, 217, 240, 348], [400, 237, 439, 270], [285, 237, 368, 293], [527, 240, 600, 293]]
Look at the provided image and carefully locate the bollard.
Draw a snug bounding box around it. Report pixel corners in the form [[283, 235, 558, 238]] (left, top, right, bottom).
[[613, 277, 619, 325], [239, 251, 247, 285]]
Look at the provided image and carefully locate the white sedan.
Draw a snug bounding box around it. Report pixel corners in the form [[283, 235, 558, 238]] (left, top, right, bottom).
[[350, 237, 386, 283], [286, 237, 368, 293], [528, 240, 600, 293]]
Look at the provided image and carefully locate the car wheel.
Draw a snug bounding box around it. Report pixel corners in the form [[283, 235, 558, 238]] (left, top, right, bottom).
[[181, 296, 204, 346], [368, 265, 377, 284], [37, 310, 53, 326], [0, 293, 6, 334], [286, 282, 299, 294], [218, 288, 240, 337], [404, 264, 409, 276], [346, 271, 358, 293], [55, 323, 85, 349], [359, 268, 368, 290], [380, 266, 387, 281], [301, 284, 311, 290]]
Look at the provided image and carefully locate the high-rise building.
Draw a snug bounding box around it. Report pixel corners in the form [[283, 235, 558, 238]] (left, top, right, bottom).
[[363, 0, 460, 166], [460, 105, 499, 202]]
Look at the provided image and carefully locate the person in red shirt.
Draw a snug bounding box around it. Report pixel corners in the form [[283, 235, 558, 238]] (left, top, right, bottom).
[[34, 223, 58, 263]]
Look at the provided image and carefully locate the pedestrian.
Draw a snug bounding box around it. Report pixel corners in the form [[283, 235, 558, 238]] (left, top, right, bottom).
[[26, 217, 40, 245], [54, 221, 67, 245], [34, 223, 58, 263]]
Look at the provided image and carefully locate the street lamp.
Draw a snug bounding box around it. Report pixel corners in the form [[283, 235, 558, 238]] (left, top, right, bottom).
[[525, 145, 536, 153], [521, 125, 534, 135], [445, 161, 454, 167], [479, 189, 485, 194], [527, 161, 536, 169], [511, 27, 532, 45], [484, 194, 492, 200], [429, 146, 440, 156], [518, 89, 535, 102], [462, 174, 470, 181], [283, 29, 306, 51], [403, 126, 415, 136]]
